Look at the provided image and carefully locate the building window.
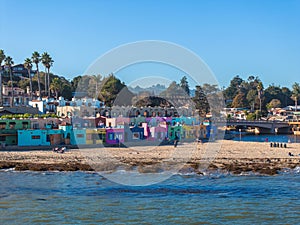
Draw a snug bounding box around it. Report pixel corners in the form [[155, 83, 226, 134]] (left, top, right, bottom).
[[91, 134, 98, 140], [0, 122, 6, 129], [132, 132, 140, 139], [115, 133, 123, 140], [108, 133, 114, 140], [0, 136, 6, 141], [76, 134, 84, 138], [74, 123, 80, 128], [22, 122, 29, 129], [32, 135, 40, 139], [9, 122, 16, 129], [33, 123, 39, 129]]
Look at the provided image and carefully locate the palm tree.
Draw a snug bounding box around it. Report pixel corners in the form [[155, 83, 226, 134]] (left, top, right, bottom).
[[257, 82, 263, 119], [41, 52, 54, 97], [47, 56, 53, 97], [50, 77, 60, 99], [0, 49, 6, 106], [31, 51, 41, 99], [4, 56, 14, 106], [24, 58, 33, 100], [292, 82, 300, 112], [92, 74, 102, 99]]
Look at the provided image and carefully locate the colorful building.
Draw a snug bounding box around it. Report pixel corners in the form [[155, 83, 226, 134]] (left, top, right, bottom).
[[72, 129, 86, 145], [85, 128, 105, 145], [105, 128, 125, 145], [182, 125, 196, 140], [168, 125, 182, 141], [0, 119, 30, 146], [129, 125, 144, 141], [17, 129, 63, 146]]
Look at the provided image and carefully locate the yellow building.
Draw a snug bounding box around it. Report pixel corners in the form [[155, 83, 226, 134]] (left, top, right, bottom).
[[182, 125, 196, 140], [86, 128, 106, 144]]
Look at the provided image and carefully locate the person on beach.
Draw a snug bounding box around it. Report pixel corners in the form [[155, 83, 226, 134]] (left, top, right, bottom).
[[174, 134, 179, 148]]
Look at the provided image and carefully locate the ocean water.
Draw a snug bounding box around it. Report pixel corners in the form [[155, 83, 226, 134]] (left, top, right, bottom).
[[0, 170, 300, 224], [233, 133, 300, 143]]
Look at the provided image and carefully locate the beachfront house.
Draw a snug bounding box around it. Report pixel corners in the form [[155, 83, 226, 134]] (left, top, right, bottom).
[[72, 128, 86, 145], [85, 128, 106, 145], [59, 124, 87, 145], [168, 125, 182, 141], [182, 125, 196, 140], [0, 119, 31, 146], [17, 129, 63, 146], [149, 125, 168, 141], [129, 125, 144, 141], [105, 128, 125, 145]]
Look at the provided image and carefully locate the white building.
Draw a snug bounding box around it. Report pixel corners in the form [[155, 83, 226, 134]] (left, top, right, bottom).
[[2, 85, 31, 106], [56, 97, 104, 118]]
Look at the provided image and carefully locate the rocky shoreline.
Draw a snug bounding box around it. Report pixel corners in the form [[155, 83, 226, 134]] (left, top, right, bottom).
[[0, 140, 299, 175]]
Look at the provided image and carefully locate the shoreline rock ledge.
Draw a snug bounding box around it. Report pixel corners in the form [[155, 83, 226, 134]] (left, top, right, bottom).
[[0, 141, 299, 175]]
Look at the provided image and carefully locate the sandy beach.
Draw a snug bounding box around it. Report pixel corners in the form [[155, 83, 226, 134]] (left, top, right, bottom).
[[0, 140, 299, 175]]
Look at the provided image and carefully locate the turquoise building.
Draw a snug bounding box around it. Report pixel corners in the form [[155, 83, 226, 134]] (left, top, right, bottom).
[[59, 125, 86, 145], [168, 125, 182, 141], [17, 129, 63, 146]]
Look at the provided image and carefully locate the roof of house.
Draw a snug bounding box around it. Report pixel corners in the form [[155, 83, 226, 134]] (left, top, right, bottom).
[[0, 106, 39, 115]]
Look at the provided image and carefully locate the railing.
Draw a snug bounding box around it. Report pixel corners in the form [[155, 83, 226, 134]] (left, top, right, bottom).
[[225, 119, 289, 124]]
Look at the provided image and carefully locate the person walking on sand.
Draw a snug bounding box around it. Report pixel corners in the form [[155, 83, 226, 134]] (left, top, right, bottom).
[[174, 134, 179, 148]]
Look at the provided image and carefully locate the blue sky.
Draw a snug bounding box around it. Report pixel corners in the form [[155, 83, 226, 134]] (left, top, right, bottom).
[[1, 0, 300, 89]]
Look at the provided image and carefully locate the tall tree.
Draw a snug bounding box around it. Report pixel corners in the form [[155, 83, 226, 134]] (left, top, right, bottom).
[[281, 87, 293, 107], [231, 92, 248, 108], [93, 74, 102, 99], [193, 85, 210, 117], [292, 82, 300, 111], [50, 77, 61, 99], [71, 75, 82, 92], [223, 75, 244, 104], [31, 51, 41, 99], [257, 82, 264, 115], [266, 99, 281, 109], [4, 56, 14, 106], [99, 74, 131, 107], [0, 49, 6, 106], [180, 76, 190, 96], [24, 58, 33, 100], [246, 89, 258, 110], [41, 52, 54, 97]]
